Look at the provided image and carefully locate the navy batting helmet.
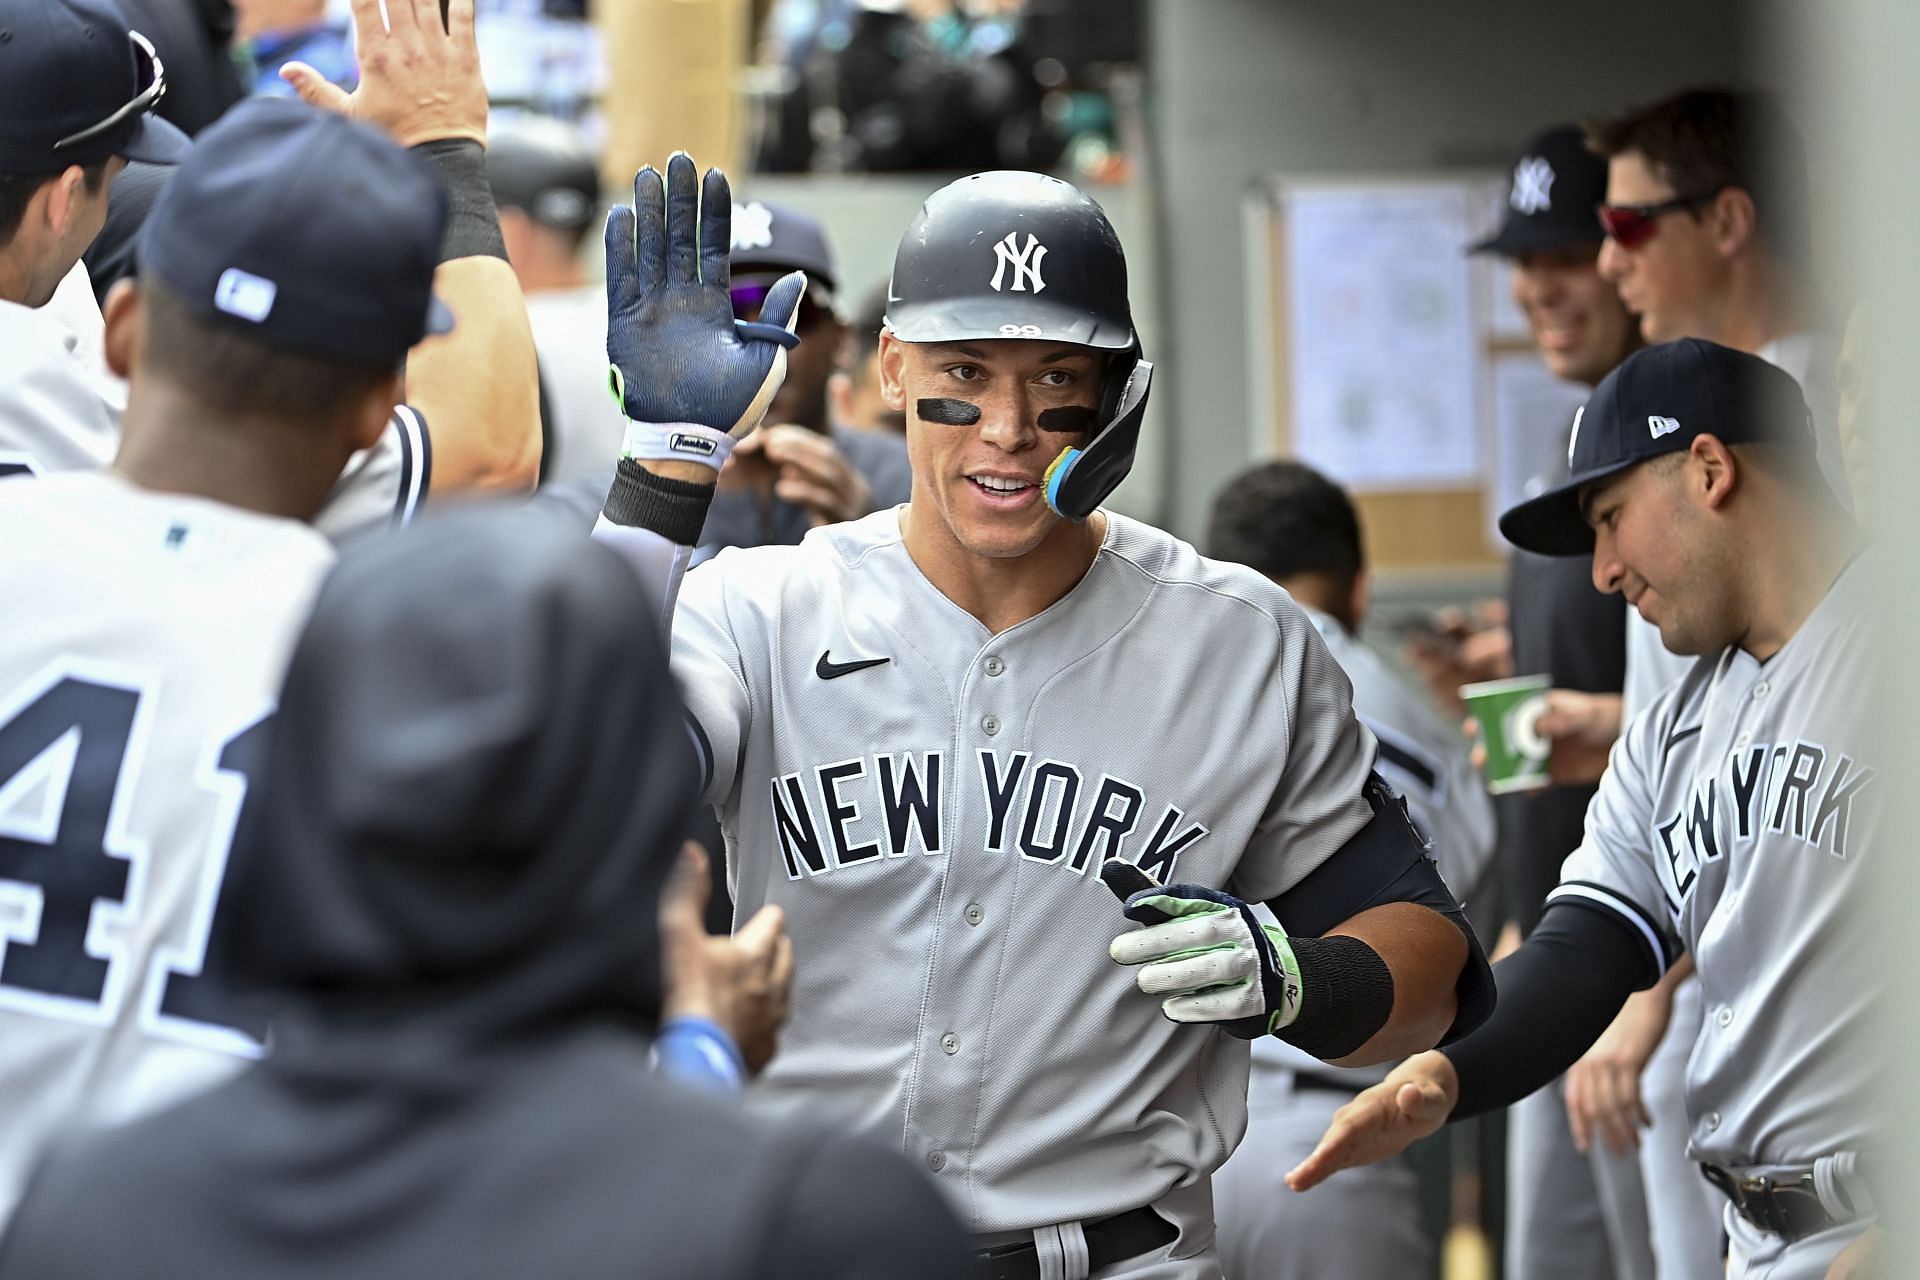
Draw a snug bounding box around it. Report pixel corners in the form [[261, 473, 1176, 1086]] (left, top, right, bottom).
[[884, 171, 1152, 522]]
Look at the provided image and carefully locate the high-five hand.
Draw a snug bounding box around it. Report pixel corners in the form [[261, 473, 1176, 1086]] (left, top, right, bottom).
[[604, 154, 806, 474], [1285, 1050, 1458, 1191], [281, 0, 488, 147]]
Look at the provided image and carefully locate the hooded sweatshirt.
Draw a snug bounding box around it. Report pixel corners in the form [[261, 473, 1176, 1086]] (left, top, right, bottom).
[[0, 506, 977, 1280]]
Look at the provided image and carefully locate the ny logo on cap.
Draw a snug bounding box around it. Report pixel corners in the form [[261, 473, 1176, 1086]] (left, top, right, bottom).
[[990, 232, 1047, 293], [732, 201, 774, 252], [1510, 156, 1555, 215], [214, 268, 277, 324], [1567, 404, 1585, 467], [1648, 415, 1682, 439]]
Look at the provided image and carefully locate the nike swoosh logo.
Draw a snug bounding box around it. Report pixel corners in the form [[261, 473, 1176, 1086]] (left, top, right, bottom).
[[816, 651, 891, 680]]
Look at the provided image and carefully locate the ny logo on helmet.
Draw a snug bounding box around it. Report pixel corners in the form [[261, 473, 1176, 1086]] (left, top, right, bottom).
[[990, 232, 1048, 294]]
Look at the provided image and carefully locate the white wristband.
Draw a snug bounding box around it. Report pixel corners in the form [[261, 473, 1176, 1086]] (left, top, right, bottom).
[[618, 419, 736, 474]]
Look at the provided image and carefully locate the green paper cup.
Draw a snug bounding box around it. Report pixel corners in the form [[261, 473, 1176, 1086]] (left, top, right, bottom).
[[1461, 674, 1553, 795]]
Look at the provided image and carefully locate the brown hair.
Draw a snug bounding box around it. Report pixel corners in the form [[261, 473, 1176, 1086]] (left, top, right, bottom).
[[1585, 88, 1811, 260]]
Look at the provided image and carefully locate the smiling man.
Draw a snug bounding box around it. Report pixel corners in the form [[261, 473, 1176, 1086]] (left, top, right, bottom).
[[589, 159, 1491, 1279], [1289, 339, 1878, 1280]]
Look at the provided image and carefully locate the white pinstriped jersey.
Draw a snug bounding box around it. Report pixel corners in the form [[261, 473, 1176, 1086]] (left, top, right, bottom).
[[1552, 553, 1878, 1169], [0, 283, 432, 539], [670, 509, 1380, 1236], [0, 472, 334, 1230]]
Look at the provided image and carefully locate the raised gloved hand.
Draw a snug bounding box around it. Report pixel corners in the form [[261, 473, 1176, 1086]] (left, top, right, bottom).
[[1102, 861, 1303, 1040], [604, 152, 806, 472]]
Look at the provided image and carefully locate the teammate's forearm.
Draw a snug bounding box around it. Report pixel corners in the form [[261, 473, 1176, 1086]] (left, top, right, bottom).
[[405, 139, 541, 496], [1443, 901, 1647, 1119], [1322, 902, 1465, 1067], [590, 459, 719, 632], [408, 256, 542, 495]]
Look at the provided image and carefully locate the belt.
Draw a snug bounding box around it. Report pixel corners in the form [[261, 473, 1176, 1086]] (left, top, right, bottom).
[[976, 1207, 1176, 1280], [1699, 1163, 1837, 1244]]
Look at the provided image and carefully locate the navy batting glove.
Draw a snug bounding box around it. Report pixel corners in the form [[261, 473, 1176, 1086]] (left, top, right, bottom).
[[1101, 862, 1303, 1040], [603, 153, 806, 469]]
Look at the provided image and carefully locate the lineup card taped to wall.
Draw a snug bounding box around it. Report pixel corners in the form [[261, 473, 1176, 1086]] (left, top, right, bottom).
[[1281, 183, 1484, 490]]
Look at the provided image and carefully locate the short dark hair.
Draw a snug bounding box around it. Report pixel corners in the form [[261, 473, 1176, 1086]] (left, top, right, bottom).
[[849, 279, 890, 369], [139, 278, 396, 428], [1207, 459, 1364, 589], [0, 160, 112, 248], [1584, 88, 1811, 260]]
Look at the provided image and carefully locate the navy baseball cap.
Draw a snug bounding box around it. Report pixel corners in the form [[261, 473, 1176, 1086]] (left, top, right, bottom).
[[1499, 339, 1816, 556], [487, 120, 600, 234], [139, 98, 453, 368], [1470, 125, 1608, 257], [0, 0, 190, 170], [729, 198, 838, 301]]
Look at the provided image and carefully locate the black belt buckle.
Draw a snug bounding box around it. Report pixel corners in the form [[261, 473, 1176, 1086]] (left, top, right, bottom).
[[1701, 1165, 1832, 1243]]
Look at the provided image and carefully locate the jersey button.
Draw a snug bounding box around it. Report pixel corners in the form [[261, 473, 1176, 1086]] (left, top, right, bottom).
[[1735, 734, 1751, 751], [982, 715, 1001, 736], [1716, 1006, 1734, 1028], [928, 1151, 947, 1172], [964, 903, 985, 926], [940, 1033, 960, 1055], [984, 656, 1006, 677], [1706, 1112, 1721, 1132], [1753, 681, 1770, 699]]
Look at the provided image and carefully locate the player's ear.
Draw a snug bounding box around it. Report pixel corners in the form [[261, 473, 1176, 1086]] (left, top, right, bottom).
[[1692, 434, 1740, 511], [349, 371, 406, 452], [878, 328, 907, 412], [1348, 568, 1371, 631], [102, 279, 140, 379], [1707, 185, 1757, 260]]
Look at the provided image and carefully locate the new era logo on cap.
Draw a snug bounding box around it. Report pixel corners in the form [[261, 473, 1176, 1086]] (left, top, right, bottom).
[[1648, 414, 1681, 439], [214, 268, 278, 323]]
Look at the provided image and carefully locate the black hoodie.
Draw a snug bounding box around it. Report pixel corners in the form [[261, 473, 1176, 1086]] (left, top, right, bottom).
[[0, 507, 978, 1280]]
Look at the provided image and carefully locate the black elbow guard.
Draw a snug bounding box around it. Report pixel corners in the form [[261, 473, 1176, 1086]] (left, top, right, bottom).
[[1272, 774, 1495, 1045]]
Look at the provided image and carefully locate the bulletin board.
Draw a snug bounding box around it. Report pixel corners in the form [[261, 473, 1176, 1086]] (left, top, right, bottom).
[[1242, 174, 1588, 574]]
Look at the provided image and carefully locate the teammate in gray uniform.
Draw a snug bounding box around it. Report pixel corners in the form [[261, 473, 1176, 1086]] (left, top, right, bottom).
[[1205, 460, 1495, 1280], [587, 156, 1493, 1280], [1291, 338, 1878, 1280]]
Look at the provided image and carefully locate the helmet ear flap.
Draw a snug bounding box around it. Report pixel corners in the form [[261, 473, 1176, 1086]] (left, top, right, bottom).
[[1044, 356, 1152, 521]]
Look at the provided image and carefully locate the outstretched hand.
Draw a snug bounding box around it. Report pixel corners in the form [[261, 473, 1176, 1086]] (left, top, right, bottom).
[[659, 842, 794, 1077], [1286, 1051, 1458, 1191], [282, 0, 488, 147], [604, 155, 806, 440]]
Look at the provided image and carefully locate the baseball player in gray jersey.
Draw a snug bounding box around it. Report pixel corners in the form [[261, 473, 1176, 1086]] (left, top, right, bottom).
[[1205, 459, 1496, 1279], [587, 156, 1493, 1279], [1292, 338, 1878, 1280]]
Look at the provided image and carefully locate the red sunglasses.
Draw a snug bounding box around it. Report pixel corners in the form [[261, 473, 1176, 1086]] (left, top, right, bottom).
[[1594, 189, 1722, 249]]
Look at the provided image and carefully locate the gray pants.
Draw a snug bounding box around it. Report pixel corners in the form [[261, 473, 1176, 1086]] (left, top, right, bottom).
[[1631, 976, 1726, 1278], [1213, 1071, 1431, 1279], [1507, 1074, 1655, 1280], [1725, 1209, 1871, 1279]]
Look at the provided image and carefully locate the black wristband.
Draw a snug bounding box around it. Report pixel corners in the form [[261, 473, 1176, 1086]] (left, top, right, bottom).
[[1275, 933, 1396, 1061], [410, 138, 509, 264], [602, 458, 715, 546]]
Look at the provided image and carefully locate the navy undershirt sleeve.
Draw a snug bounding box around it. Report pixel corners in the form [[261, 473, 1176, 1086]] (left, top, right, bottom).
[[1446, 900, 1655, 1120]]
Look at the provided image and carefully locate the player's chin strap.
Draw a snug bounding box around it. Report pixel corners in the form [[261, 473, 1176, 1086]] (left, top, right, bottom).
[[1042, 358, 1153, 521]]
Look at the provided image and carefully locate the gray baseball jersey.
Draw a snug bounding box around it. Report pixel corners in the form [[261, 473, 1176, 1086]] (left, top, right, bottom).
[[670, 508, 1379, 1237], [1250, 604, 1494, 1089], [0, 472, 335, 1230], [1549, 553, 1878, 1170], [0, 289, 432, 540]]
